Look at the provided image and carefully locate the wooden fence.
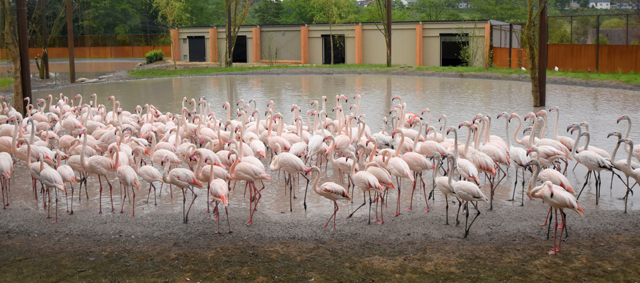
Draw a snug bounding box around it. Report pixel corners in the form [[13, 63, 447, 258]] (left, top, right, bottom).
[[0, 46, 171, 60], [492, 44, 640, 73]]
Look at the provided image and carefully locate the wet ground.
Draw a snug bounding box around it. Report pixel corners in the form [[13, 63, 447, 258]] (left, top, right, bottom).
[[2, 74, 640, 281]]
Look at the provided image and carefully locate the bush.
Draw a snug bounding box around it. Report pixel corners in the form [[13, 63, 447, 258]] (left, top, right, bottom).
[[145, 49, 164, 64]]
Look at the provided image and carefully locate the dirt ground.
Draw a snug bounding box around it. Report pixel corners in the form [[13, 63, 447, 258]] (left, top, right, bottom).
[[2, 197, 640, 282]]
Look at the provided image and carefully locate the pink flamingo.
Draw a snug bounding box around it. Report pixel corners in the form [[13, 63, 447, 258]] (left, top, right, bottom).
[[206, 157, 231, 234], [40, 153, 67, 223], [110, 142, 141, 216], [228, 149, 272, 225], [80, 129, 115, 214], [530, 181, 585, 255], [55, 150, 76, 214], [310, 166, 351, 231], [394, 131, 435, 212], [161, 156, 202, 224], [346, 152, 385, 224], [0, 152, 12, 209]]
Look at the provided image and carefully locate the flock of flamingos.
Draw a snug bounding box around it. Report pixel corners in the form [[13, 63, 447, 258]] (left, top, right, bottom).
[[0, 93, 638, 255]]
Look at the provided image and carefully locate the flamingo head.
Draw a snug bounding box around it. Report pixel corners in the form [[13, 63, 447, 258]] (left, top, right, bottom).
[[459, 121, 469, 129], [332, 106, 342, 112], [222, 102, 229, 109], [79, 129, 86, 135], [508, 113, 518, 122], [471, 114, 482, 123], [322, 96, 327, 101], [446, 127, 455, 135], [391, 96, 400, 101], [566, 123, 579, 133], [619, 138, 628, 144], [438, 114, 445, 122], [617, 114, 629, 124], [607, 131, 621, 139], [160, 155, 168, 166], [349, 105, 356, 111], [524, 113, 534, 121], [522, 126, 532, 135], [526, 148, 533, 156], [340, 95, 348, 103], [311, 100, 317, 106], [290, 105, 296, 112], [549, 106, 558, 112], [497, 112, 507, 119], [108, 96, 114, 101], [421, 108, 430, 115], [391, 130, 397, 138], [354, 94, 361, 99], [536, 110, 546, 117]]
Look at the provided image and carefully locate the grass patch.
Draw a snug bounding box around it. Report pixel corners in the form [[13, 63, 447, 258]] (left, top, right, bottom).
[[0, 78, 13, 89], [128, 64, 640, 84]]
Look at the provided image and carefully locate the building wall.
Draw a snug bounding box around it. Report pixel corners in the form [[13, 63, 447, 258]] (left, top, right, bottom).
[[178, 21, 490, 67], [260, 27, 301, 61]]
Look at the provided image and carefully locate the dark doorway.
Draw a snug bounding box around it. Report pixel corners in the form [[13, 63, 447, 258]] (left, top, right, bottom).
[[440, 33, 469, 67], [233, 35, 247, 63], [322, 34, 345, 64], [188, 36, 206, 62]]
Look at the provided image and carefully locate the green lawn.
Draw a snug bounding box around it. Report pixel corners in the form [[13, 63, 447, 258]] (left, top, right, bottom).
[[0, 78, 13, 89], [128, 64, 640, 85]]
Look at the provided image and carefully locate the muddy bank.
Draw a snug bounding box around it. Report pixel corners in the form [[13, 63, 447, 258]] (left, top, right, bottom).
[[2, 198, 640, 281]]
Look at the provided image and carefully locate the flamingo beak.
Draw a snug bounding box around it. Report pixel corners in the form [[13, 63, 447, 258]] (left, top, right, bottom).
[[526, 148, 532, 156]]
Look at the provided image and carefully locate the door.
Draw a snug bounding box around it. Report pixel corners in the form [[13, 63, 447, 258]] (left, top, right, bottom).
[[322, 34, 345, 64], [233, 36, 247, 63], [188, 36, 206, 62], [440, 34, 469, 67]]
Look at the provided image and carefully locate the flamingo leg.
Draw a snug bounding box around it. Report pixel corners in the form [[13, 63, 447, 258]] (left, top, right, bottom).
[[367, 190, 372, 224], [549, 209, 559, 255], [576, 170, 592, 200], [408, 172, 417, 211], [45, 188, 51, 219], [120, 185, 127, 214], [247, 181, 254, 225], [98, 175, 103, 214], [509, 167, 518, 201], [393, 177, 401, 217], [69, 185, 74, 214], [52, 189, 59, 224], [226, 206, 232, 233], [464, 201, 481, 238], [378, 194, 384, 224], [130, 189, 136, 217], [455, 199, 462, 226], [332, 202, 339, 231], [215, 203, 221, 234], [289, 174, 293, 212], [324, 201, 337, 229], [444, 194, 449, 225], [520, 168, 526, 206], [348, 191, 366, 219], [184, 187, 197, 224], [302, 173, 310, 210], [206, 182, 211, 213]]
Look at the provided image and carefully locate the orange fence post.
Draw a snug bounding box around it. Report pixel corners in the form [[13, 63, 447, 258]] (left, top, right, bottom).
[[416, 24, 423, 66], [252, 27, 261, 63], [210, 28, 218, 62], [355, 25, 363, 65], [301, 26, 309, 64]]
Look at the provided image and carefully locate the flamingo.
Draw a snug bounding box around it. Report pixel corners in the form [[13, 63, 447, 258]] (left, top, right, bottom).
[[568, 123, 614, 205], [530, 181, 585, 255], [110, 142, 141, 216], [617, 139, 640, 213], [80, 129, 115, 214], [0, 152, 12, 209], [310, 166, 351, 231], [228, 149, 272, 225], [497, 112, 530, 203], [618, 115, 640, 162], [394, 130, 435, 212], [134, 148, 163, 206], [346, 151, 385, 224], [444, 153, 489, 238], [432, 153, 457, 225], [161, 156, 202, 224], [55, 150, 76, 214], [206, 157, 231, 234], [39, 153, 67, 223]]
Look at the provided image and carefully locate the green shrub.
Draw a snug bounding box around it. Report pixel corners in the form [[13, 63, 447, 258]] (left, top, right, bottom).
[[145, 49, 164, 64]]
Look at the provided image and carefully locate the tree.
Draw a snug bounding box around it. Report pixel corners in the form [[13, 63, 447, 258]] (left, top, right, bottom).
[[370, 0, 391, 67], [412, 0, 456, 21], [310, 0, 357, 65], [1, 0, 23, 113], [280, 0, 315, 24], [153, 0, 187, 70], [578, 0, 589, 8], [30, 0, 76, 79], [224, 0, 253, 67], [548, 17, 570, 44], [254, 0, 282, 25], [470, 0, 528, 22], [183, 0, 226, 26], [522, 0, 547, 106]]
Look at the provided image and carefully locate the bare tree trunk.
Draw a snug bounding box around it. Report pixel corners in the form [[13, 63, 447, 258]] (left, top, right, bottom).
[[329, 23, 334, 65], [524, 0, 540, 106], [2, 0, 24, 113]]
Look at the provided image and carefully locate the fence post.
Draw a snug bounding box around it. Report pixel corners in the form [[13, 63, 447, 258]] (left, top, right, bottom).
[[626, 14, 629, 45], [66, 0, 75, 83], [595, 15, 599, 73], [570, 16, 573, 44], [537, 0, 548, 106]]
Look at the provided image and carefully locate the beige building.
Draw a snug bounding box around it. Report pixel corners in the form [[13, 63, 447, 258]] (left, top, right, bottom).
[[172, 21, 502, 67]]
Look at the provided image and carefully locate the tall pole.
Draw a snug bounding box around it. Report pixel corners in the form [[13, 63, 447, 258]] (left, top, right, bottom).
[[41, 0, 49, 78], [17, 0, 32, 114], [386, 0, 391, 67], [66, 0, 75, 83], [537, 0, 548, 106]]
